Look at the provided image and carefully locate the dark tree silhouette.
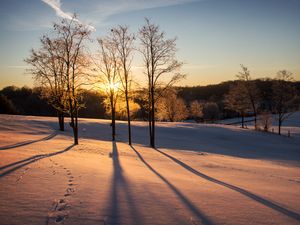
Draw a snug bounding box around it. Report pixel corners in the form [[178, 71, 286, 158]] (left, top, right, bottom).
[[52, 15, 91, 144], [139, 18, 184, 148], [25, 35, 67, 131], [96, 37, 121, 141], [110, 26, 135, 145], [237, 65, 260, 129], [272, 70, 297, 135], [224, 82, 251, 128]]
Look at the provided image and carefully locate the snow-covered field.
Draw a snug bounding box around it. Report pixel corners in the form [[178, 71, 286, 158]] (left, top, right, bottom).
[[0, 114, 299, 225], [217, 111, 300, 138]]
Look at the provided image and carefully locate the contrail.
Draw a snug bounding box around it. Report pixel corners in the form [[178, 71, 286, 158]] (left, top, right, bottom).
[[41, 0, 95, 31]]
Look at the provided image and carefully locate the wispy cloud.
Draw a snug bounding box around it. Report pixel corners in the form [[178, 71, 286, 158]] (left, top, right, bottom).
[[41, 0, 201, 29], [93, 0, 200, 24], [41, 0, 96, 31]]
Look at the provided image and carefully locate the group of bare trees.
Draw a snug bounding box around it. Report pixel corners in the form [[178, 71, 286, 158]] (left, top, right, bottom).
[[95, 26, 135, 144], [26, 16, 184, 147], [26, 17, 91, 144], [95, 20, 184, 148], [224, 65, 299, 134], [26, 14, 299, 148]]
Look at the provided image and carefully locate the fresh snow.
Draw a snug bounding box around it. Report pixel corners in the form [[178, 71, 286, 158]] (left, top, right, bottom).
[[217, 111, 300, 138], [0, 114, 299, 225]]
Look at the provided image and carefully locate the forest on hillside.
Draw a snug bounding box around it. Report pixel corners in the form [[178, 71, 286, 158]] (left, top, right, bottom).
[[1, 79, 300, 121]]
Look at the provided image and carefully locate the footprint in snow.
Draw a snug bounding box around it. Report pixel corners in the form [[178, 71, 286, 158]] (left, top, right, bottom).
[[66, 187, 75, 193], [55, 215, 66, 223]]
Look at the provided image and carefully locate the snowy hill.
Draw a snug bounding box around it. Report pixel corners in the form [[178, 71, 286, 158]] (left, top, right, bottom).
[[0, 114, 300, 225]]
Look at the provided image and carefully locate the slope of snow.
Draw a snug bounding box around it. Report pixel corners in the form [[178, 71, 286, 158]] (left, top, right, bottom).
[[0, 114, 299, 225], [217, 111, 300, 138]]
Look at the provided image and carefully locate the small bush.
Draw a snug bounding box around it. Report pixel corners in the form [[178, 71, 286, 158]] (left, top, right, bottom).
[[257, 112, 272, 132]]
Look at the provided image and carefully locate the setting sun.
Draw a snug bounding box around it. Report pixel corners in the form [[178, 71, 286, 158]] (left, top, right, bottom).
[[108, 82, 120, 92]]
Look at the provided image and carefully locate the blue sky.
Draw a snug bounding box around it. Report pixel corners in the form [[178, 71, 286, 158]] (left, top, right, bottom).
[[0, 0, 299, 88]]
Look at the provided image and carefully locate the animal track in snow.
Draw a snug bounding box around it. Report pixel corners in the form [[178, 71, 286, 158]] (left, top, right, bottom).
[[46, 162, 76, 225], [16, 167, 30, 183]]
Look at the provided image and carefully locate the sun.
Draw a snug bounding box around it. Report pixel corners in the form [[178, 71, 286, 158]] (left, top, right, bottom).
[[108, 82, 120, 92]]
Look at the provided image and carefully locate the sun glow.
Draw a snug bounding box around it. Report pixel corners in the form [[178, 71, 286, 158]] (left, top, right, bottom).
[[108, 82, 120, 92], [92, 81, 121, 94]]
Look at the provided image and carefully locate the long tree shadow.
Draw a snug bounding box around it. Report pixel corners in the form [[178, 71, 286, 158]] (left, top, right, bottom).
[[154, 148, 300, 222], [71, 120, 300, 162], [0, 144, 74, 178], [0, 132, 57, 150], [130, 145, 214, 225], [105, 141, 142, 225]]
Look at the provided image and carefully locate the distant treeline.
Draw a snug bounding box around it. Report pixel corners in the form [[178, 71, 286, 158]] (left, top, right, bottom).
[[1, 79, 299, 120], [178, 79, 300, 117], [178, 79, 300, 103], [0, 86, 106, 118]]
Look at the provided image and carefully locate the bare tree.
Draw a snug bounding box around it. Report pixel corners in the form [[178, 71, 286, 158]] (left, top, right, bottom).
[[272, 70, 297, 135], [54, 16, 91, 145], [190, 100, 203, 122], [224, 82, 251, 128], [110, 26, 135, 145], [25, 36, 67, 131], [257, 112, 273, 132], [139, 18, 184, 148], [156, 89, 188, 122], [237, 65, 260, 129], [96, 38, 121, 141]]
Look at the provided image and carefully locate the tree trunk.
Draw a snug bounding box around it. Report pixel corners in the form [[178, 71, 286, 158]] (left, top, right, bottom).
[[111, 98, 116, 141], [57, 111, 64, 131], [241, 115, 244, 128], [250, 99, 257, 130], [74, 113, 79, 145], [73, 125, 78, 145], [70, 108, 79, 145], [125, 91, 132, 145], [278, 119, 282, 135], [61, 114, 64, 131], [112, 111, 116, 141], [150, 87, 155, 148], [70, 115, 78, 145], [148, 118, 152, 145], [148, 90, 152, 147], [58, 112, 65, 131], [75, 108, 79, 144]]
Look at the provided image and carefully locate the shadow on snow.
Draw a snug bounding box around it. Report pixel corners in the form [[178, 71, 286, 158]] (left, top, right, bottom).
[[0, 144, 74, 178], [153, 147, 300, 222], [0, 132, 57, 150]]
